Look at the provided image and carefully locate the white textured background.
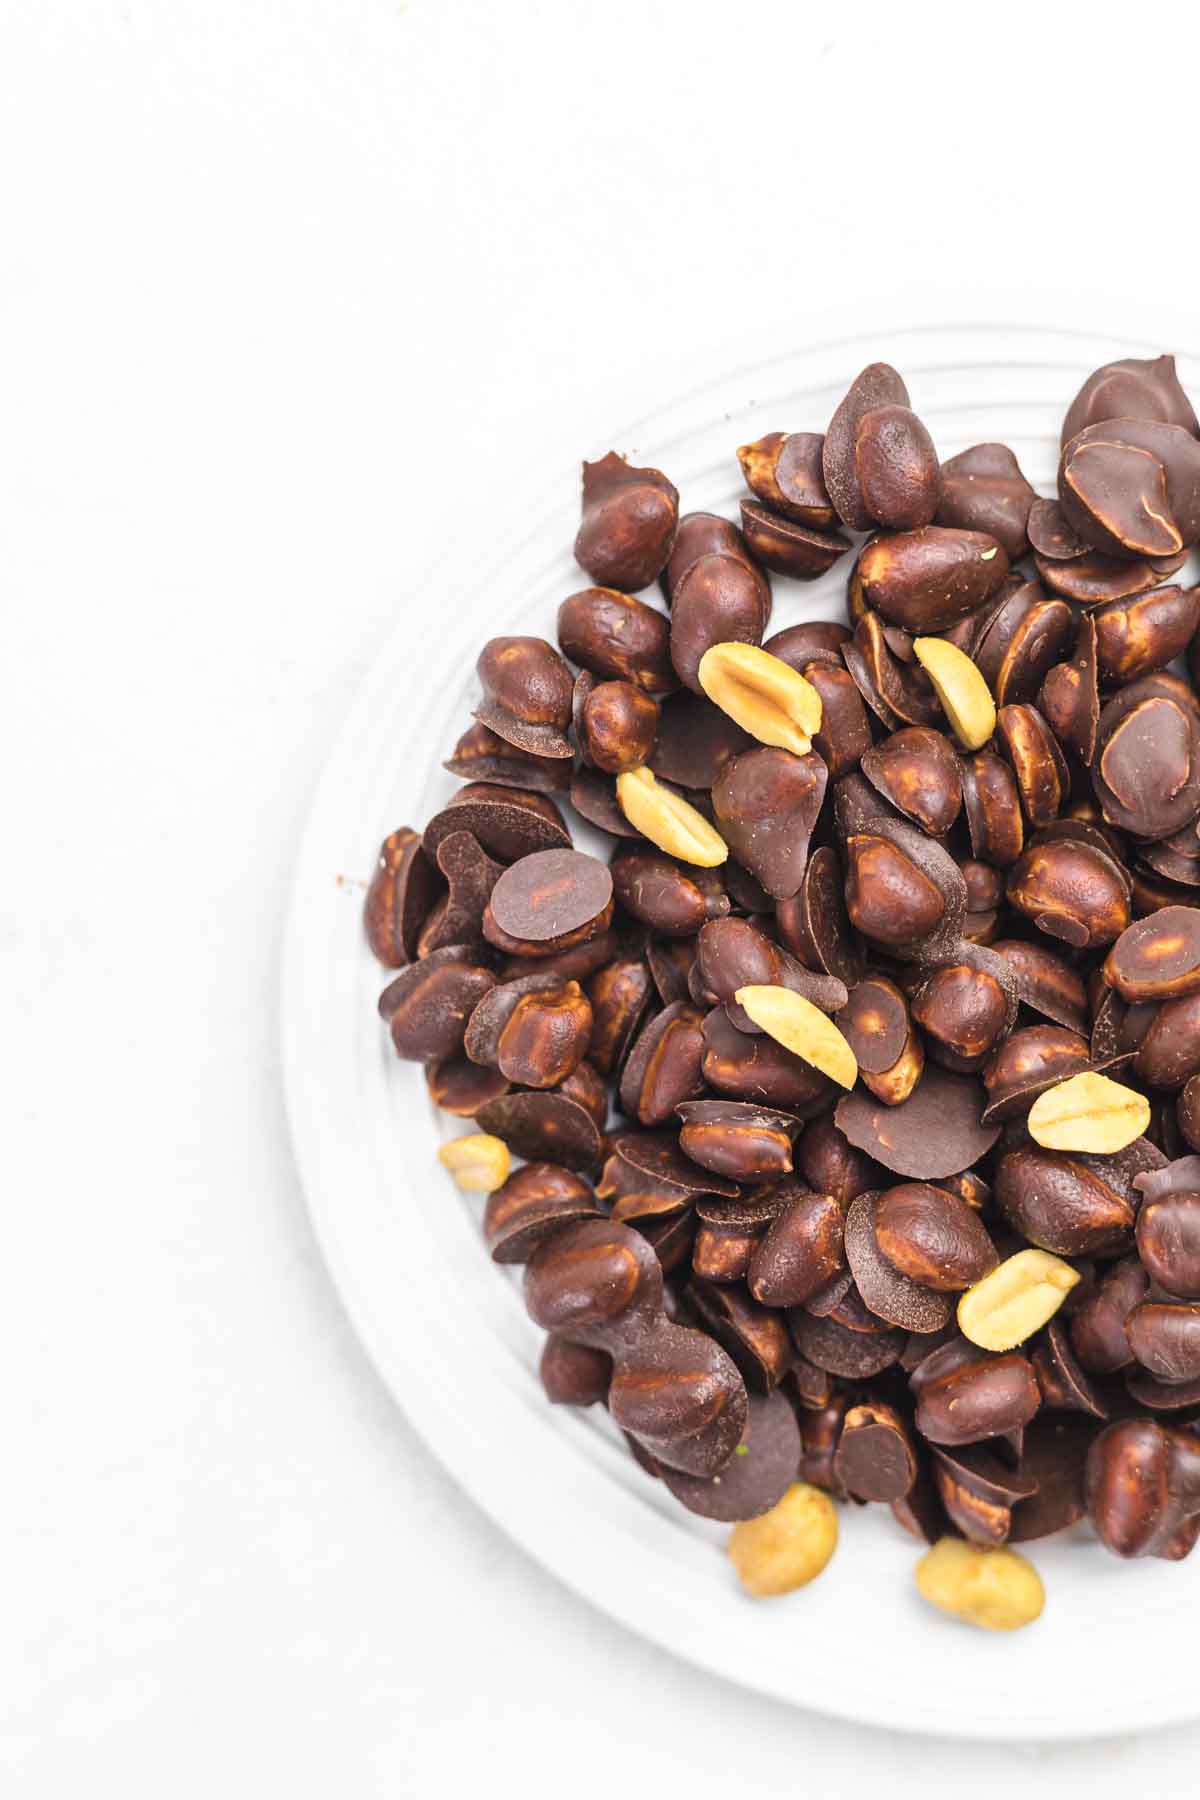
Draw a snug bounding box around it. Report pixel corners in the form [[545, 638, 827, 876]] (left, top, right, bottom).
[[4, 2, 1200, 1792]]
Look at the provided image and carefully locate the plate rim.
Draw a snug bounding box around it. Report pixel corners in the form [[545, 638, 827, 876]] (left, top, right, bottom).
[[281, 301, 1200, 1742]]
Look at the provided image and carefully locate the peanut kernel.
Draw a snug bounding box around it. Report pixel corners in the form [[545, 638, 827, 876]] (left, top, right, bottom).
[[957, 1247, 1079, 1351], [437, 1133, 511, 1193], [698, 642, 822, 755], [913, 636, 997, 752], [727, 1481, 838, 1596], [734, 984, 859, 1089], [915, 1536, 1044, 1631], [1026, 1070, 1152, 1153], [615, 766, 728, 866]]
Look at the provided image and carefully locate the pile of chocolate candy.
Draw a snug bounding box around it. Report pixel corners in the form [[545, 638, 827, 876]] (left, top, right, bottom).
[[364, 353, 1200, 1629]]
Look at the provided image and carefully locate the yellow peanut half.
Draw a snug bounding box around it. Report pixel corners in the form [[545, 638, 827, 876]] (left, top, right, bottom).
[[697, 642, 822, 755], [1026, 1070, 1151, 1153], [957, 1247, 1080, 1352], [728, 1482, 839, 1597], [915, 1537, 1044, 1632], [615, 766, 729, 866], [437, 1133, 511, 1193], [734, 985, 859, 1089], [913, 636, 997, 752]]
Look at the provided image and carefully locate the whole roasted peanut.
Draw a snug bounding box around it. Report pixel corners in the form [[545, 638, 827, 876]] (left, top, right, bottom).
[[615, 766, 729, 868], [860, 726, 962, 836], [915, 1537, 1044, 1631], [697, 642, 822, 755], [994, 1149, 1135, 1255], [833, 1401, 918, 1502], [475, 636, 575, 759], [712, 746, 828, 900], [936, 443, 1036, 561], [1135, 991, 1200, 1090], [1086, 1418, 1200, 1558], [844, 832, 948, 955], [982, 1024, 1092, 1121], [364, 826, 442, 967], [677, 1099, 802, 1180], [437, 1132, 510, 1193], [587, 954, 653, 1074], [912, 1347, 1041, 1446], [619, 1002, 706, 1126], [957, 1248, 1080, 1351], [912, 636, 997, 753], [493, 980, 593, 1087], [1026, 1071, 1151, 1153], [576, 678, 659, 773], [1039, 612, 1101, 765], [854, 527, 1009, 633], [737, 431, 836, 526], [960, 750, 1025, 868], [910, 951, 1014, 1070], [524, 1217, 747, 1476], [574, 452, 679, 591], [1093, 585, 1200, 686], [694, 917, 848, 1025], [727, 1481, 839, 1595], [873, 1183, 998, 1291], [539, 1335, 611, 1407], [1179, 1075, 1200, 1151], [1069, 1257, 1148, 1373], [557, 587, 678, 695], [482, 1162, 601, 1261], [748, 1189, 846, 1307], [1136, 1183, 1200, 1299], [822, 362, 912, 529], [1006, 839, 1131, 950], [995, 705, 1070, 828], [1127, 1301, 1200, 1384], [1105, 907, 1200, 1002], [853, 404, 943, 529], [380, 946, 497, 1062]]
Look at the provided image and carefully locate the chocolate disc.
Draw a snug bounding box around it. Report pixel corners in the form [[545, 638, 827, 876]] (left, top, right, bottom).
[[844, 1193, 954, 1334], [423, 783, 571, 863], [488, 848, 614, 943], [788, 1308, 907, 1378], [649, 690, 752, 789], [658, 1390, 801, 1521], [612, 1129, 741, 1198], [836, 1068, 999, 1179], [474, 1089, 604, 1173]]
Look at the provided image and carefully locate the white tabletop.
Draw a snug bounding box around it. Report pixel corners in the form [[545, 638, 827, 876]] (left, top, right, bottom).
[[5, 2, 1199, 1791]]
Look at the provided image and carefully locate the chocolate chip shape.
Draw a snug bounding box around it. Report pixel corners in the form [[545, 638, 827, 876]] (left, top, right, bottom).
[[425, 1056, 511, 1117], [1038, 611, 1101, 766], [649, 689, 752, 789], [861, 726, 962, 837], [836, 1067, 999, 1179], [933, 1441, 1038, 1545], [837, 974, 909, 1074], [834, 1402, 918, 1503], [685, 1278, 794, 1393], [1031, 1319, 1111, 1418], [737, 499, 850, 580], [416, 830, 504, 955], [423, 783, 571, 863], [482, 1163, 603, 1264], [1094, 677, 1200, 841], [711, 746, 828, 900], [658, 1390, 800, 1521], [972, 582, 1074, 709], [844, 1192, 954, 1334], [1061, 354, 1200, 447], [475, 1088, 604, 1173], [1009, 1417, 1098, 1543], [788, 1307, 907, 1378], [1034, 547, 1187, 606], [1027, 497, 1088, 560]]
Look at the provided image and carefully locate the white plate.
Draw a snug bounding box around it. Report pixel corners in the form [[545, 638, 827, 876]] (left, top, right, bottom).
[[282, 316, 1200, 1740]]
